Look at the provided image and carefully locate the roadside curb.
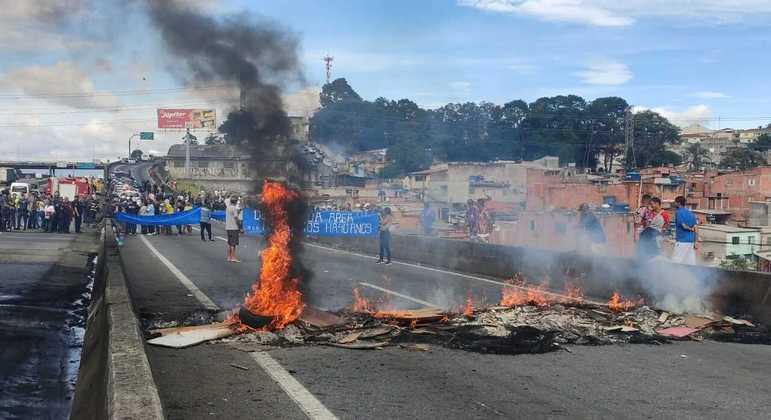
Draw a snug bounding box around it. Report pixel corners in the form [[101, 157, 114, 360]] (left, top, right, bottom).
[[104, 223, 165, 420]]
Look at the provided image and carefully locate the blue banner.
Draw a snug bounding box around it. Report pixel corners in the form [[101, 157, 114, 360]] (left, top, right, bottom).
[[242, 209, 378, 237], [210, 210, 226, 221], [116, 208, 201, 226]]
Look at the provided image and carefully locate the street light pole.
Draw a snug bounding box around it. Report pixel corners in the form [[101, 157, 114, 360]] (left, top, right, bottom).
[[128, 133, 139, 159]]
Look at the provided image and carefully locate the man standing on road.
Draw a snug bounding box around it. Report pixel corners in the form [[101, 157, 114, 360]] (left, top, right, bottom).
[[672, 195, 698, 264], [377, 207, 393, 265], [61, 197, 73, 233], [73, 195, 84, 234], [125, 198, 139, 235], [225, 196, 241, 263], [199, 199, 214, 242]]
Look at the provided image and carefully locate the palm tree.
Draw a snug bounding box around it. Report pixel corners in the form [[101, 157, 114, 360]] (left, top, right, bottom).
[[683, 142, 711, 171]]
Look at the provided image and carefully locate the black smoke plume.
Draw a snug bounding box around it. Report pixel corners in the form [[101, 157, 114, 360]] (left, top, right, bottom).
[[144, 0, 305, 184], [144, 1, 317, 304]]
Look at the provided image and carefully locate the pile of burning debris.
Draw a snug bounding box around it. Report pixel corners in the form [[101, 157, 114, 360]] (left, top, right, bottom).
[[212, 282, 769, 355], [147, 278, 769, 355], [145, 181, 769, 354]]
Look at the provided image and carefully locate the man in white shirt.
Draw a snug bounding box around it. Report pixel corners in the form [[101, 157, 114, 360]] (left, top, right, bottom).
[[225, 196, 241, 263]]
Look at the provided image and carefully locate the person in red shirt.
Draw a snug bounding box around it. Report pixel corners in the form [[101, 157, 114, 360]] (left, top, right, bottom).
[[637, 197, 667, 259]]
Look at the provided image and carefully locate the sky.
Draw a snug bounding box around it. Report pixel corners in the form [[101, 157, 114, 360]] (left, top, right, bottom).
[[1, 0, 771, 162]]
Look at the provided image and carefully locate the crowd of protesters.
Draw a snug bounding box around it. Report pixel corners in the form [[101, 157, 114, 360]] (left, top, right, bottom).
[[111, 187, 234, 238], [0, 190, 99, 234]]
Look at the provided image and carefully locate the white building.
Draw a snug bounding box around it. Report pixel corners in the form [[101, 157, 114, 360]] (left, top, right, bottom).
[[698, 224, 760, 262]]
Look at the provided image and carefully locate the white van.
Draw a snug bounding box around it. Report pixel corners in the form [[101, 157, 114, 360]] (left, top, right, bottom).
[[10, 182, 30, 195]]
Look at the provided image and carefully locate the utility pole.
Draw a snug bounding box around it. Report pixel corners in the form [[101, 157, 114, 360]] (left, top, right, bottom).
[[624, 107, 635, 170], [323, 55, 334, 84], [183, 128, 197, 178]]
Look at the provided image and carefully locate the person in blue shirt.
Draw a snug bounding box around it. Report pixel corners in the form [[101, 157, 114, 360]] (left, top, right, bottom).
[[578, 203, 607, 253], [672, 195, 698, 264]]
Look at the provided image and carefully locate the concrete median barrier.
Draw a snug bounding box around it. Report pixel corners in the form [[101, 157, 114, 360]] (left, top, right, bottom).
[[308, 233, 771, 324], [71, 222, 164, 420]]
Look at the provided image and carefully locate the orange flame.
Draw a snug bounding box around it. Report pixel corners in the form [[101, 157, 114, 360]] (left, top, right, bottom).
[[499, 274, 551, 307], [463, 294, 474, 317], [350, 287, 394, 314], [228, 181, 304, 331], [499, 274, 584, 307], [562, 282, 584, 304], [352, 288, 373, 313], [607, 292, 643, 312]]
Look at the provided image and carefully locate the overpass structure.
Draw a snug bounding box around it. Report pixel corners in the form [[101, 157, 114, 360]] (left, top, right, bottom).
[[0, 161, 107, 171]]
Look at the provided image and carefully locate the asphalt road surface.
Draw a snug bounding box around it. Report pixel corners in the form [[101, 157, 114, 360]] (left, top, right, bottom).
[[117, 222, 771, 420], [112, 160, 157, 185], [0, 232, 96, 420]]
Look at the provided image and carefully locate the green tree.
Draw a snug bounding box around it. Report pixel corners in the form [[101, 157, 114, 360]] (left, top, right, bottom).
[[320, 78, 362, 107], [719, 147, 767, 170], [648, 150, 683, 166], [632, 110, 680, 167], [683, 142, 711, 170], [204, 132, 224, 145], [488, 100, 529, 161], [130, 149, 143, 160], [524, 95, 590, 165], [379, 142, 431, 178], [585, 97, 628, 171], [750, 133, 771, 152]]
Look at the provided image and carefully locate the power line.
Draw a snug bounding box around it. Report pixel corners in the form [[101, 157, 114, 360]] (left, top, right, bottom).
[[0, 83, 237, 99], [0, 100, 235, 116]]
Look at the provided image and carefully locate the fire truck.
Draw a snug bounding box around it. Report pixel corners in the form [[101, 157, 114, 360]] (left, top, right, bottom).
[[47, 177, 90, 200]]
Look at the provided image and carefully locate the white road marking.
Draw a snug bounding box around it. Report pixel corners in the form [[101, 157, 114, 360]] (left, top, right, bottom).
[[358, 282, 439, 308], [250, 352, 338, 420], [138, 235, 220, 311], [137, 235, 331, 419], [191, 226, 228, 242], [304, 242, 509, 286], [305, 242, 601, 305]]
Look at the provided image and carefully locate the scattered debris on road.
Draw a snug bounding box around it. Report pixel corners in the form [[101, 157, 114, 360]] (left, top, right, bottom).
[[144, 270, 770, 353], [147, 323, 234, 348]]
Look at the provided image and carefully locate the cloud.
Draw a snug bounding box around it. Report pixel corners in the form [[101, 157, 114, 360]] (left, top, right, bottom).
[[458, 0, 633, 26], [634, 104, 712, 128], [575, 60, 632, 85], [0, 61, 120, 109], [692, 91, 729, 99], [0, 0, 96, 52], [0, 0, 84, 22], [0, 27, 96, 52], [458, 0, 771, 26]]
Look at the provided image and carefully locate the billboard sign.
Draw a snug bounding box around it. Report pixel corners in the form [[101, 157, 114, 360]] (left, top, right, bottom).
[[157, 109, 216, 129]]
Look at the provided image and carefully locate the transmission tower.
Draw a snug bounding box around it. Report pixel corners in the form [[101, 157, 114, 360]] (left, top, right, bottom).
[[323, 55, 334, 84], [624, 107, 636, 170]]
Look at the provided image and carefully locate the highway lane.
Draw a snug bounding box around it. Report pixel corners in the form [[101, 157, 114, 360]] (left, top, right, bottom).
[[118, 223, 771, 420]]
